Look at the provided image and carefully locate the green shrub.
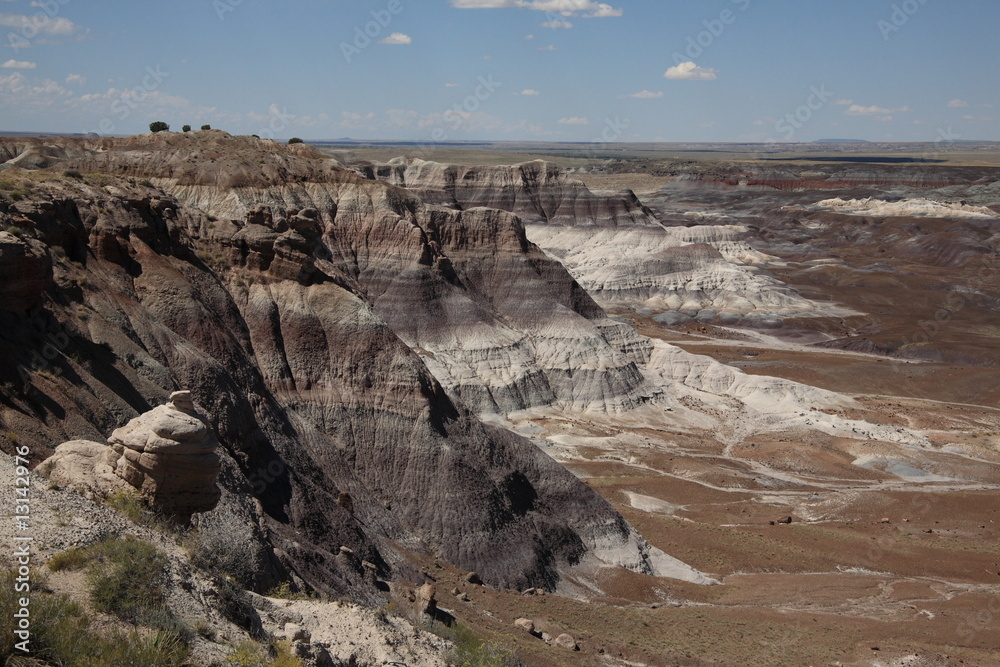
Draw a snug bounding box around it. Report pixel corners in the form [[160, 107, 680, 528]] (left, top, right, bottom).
[[266, 581, 314, 601], [0, 568, 189, 666], [84, 536, 172, 626], [104, 488, 154, 524], [44, 535, 186, 638], [431, 622, 524, 667], [223, 639, 302, 667], [287, 137, 303, 145], [63, 170, 84, 180], [182, 125, 191, 132], [201, 124, 212, 130], [149, 121, 170, 133], [47, 546, 90, 571]]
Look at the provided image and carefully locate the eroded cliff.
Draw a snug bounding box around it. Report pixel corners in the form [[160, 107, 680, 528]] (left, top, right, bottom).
[[0, 133, 685, 597]]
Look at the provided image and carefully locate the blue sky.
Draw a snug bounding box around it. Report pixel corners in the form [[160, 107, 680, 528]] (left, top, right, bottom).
[[1, 0, 998, 142]]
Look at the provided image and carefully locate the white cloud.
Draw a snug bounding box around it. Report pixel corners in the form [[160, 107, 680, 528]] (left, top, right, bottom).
[[379, 32, 412, 44], [524, 33, 535, 39], [1, 59, 34, 69], [625, 89, 662, 99], [585, 3, 622, 17], [844, 103, 910, 121], [541, 19, 572, 28], [0, 12, 84, 36], [444, 83, 459, 87], [516, 89, 540, 95], [450, 1, 622, 18], [835, 99, 853, 106], [947, 99, 969, 108], [537, 44, 557, 51], [558, 116, 589, 125], [664, 61, 717, 81], [64, 73, 85, 85]]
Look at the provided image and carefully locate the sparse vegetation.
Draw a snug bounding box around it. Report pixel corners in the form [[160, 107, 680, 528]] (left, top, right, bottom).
[[223, 639, 303, 667], [104, 487, 152, 523], [187, 513, 258, 587], [140, 179, 155, 188], [63, 169, 84, 180], [0, 568, 189, 666], [287, 137, 303, 145], [63, 537, 172, 623], [429, 622, 524, 667], [266, 581, 315, 601], [182, 125, 192, 132], [201, 124, 212, 130], [149, 121, 170, 133]]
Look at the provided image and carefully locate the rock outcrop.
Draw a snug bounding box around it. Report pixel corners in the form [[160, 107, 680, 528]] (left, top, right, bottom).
[[362, 157, 659, 227], [0, 229, 52, 312], [106, 390, 222, 518], [37, 390, 221, 520]]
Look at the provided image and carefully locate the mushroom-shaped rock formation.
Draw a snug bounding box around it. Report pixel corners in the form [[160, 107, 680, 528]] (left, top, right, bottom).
[[37, 391, 222, 521], [108, 390, 222, 519]]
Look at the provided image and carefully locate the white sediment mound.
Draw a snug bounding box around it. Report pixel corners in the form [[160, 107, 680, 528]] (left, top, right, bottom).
[[810, 197, 1000, 219], [527, 224, 847, 320]]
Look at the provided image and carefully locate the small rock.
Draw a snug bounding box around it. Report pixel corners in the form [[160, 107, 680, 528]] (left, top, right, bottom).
[[458, 593, 470, 602], [451, 587, 462, 596], [284, 622, 310, 643], [514, 618, 535, 634], [337, 491, 354, 515], [880, 517, 891, 524], [522, 587, 539, 596], [541, 632, 552, 643], [776, 516, 793, 525], [465, 571, 483, 585], [554, 633, 579, 651], [923, 529, 934, 534]]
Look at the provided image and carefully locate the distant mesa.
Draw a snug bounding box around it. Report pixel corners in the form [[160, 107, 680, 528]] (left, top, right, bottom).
[[813, 139, 871, 143]]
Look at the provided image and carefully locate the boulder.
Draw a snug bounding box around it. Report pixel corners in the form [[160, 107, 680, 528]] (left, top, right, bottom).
[[415, 583, 437, 617], [35, 440, 130, 498], [37, 390, 221, 521], [107, 390, 221, 519], [514, 618, 535, 634], [554, 633, 579, 651]]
